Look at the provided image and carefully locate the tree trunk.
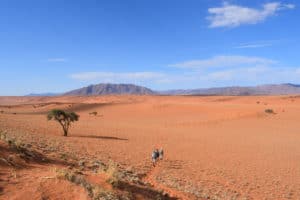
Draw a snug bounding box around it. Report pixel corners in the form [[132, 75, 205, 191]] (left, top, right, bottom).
[[63, 128, 68, 136]]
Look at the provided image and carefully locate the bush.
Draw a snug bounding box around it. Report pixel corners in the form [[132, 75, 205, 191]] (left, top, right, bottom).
[[265, 109, 275, 114], [89, 111, 98, 116]]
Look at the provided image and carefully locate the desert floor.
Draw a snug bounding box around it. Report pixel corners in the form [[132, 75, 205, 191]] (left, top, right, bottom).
[[0, 95, 300, 199]]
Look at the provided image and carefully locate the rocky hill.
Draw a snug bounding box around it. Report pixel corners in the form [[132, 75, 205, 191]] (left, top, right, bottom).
[[64, 83, 156, 95]]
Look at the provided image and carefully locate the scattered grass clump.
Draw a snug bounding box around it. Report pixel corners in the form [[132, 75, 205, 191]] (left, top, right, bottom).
[[0, 131, 7, 141], [55, 168, 120, 200], [105, 161, 122, 188], [60, 153, 68, 161], [56, 169, 93, 196]]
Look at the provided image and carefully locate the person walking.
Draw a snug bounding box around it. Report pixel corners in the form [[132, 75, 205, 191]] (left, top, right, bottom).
[[158, 148, 164, 160], [151, 149, 159, 166]]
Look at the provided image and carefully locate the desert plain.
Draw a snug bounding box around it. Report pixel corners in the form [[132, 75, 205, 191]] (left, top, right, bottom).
[[0, 95, 299, 200]]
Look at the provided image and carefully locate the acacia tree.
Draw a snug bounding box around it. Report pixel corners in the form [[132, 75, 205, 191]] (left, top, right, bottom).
[[47, 109, 79, 136]]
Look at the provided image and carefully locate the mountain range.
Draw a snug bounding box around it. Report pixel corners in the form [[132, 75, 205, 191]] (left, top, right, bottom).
[[161, 83, 300, 95], [26, 83, 300, 96]]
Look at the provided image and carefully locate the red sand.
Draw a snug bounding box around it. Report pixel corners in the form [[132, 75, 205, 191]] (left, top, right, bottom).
[[0, 95, 300, 199]]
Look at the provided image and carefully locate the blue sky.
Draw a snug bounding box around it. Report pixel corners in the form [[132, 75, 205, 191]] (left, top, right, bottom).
[[0, 0, 299, 95]]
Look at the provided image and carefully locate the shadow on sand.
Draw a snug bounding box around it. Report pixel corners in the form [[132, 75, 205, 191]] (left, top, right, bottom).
[[73, 135, 128, 141], [117, 180, 178, 200]]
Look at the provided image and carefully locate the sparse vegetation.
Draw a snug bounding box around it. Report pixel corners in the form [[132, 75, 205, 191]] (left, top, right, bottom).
[[0, 129, 175, 200], [56, 168, 121, 200], [265, 109, 275, 114], [47, 109, 79, 136], [0, 131, 45, 166]]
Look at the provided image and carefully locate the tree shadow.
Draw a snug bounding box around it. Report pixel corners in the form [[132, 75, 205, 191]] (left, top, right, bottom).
[[116, 180, 178, 200], [73, 135, 128, 141]]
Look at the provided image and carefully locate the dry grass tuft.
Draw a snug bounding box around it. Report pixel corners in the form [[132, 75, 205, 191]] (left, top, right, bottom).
[[105, 161, 123, 188]]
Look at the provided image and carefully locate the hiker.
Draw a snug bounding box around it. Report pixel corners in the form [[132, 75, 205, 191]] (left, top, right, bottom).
[[152, 149, 159, 166], [158, 148, 164, 160]]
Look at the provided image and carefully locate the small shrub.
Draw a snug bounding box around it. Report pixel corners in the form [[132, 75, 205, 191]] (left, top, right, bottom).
[[265, 109, 275, 114], [89, 111, 98, 116], [0, 110, 4, 114]]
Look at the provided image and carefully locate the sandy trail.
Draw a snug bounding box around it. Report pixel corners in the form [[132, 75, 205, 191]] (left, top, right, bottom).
[[143, 160, 194, 200]]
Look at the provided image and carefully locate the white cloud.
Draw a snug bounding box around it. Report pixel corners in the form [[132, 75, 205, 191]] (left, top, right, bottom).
[[69, 66, 300, 89], [285, 4, 296, 9], [207, 2, 295, 28], [69, 55, 300, 89], [47, 58, 67, 62], [204, 66, 269, 81], [203, 66, 300, 85], [169, 55, 276, 69], [70, 71, 166, 82]]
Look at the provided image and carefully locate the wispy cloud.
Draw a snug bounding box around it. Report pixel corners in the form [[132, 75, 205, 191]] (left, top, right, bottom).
[[203, 66, 300, 84], [235, 43, 272, 49], [70, 66, 300, 89], [169, 55, 276, 69], [47, 58, 67, 62], [207, 2, 295, 28], [234, 39, 291, 49], [70, 71, 166, 82]]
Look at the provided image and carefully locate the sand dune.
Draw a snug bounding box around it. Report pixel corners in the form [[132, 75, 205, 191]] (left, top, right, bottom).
[[0, 95, 300, 199]]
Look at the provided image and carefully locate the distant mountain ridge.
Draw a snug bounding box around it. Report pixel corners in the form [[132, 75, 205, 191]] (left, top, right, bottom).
[[64, 83, 156, 95], [26, 93, 60, 97], [161, 83, 300, 95], [25, 83, 300, 96]]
